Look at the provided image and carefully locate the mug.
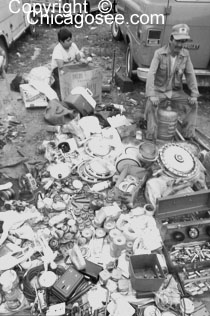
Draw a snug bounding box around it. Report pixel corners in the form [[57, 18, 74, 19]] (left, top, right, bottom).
[[144, 203, 155, 216]]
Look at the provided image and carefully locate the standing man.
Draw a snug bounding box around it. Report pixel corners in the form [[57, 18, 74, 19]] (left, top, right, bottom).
[[144, 24, 199, 140]]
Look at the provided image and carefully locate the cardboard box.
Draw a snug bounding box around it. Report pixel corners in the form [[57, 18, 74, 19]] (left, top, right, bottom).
[[129, 254, 165, 292], [20, 84, 48, 108], [59, 64, 102, 104], [114, 165, 148, 205], [116, 124, 137, 138]]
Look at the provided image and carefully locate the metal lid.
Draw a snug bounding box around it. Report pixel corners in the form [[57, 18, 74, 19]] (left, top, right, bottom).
[[115, 154, 141, 173]]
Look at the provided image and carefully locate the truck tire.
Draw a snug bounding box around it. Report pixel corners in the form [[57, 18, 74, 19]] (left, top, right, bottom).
[[111, 19, 123, 41], [0, 38, 9, 72], [126, 44, 138, 80]]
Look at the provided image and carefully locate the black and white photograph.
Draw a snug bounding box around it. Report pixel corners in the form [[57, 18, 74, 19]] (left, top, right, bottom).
[[0, 1, 210, 315]]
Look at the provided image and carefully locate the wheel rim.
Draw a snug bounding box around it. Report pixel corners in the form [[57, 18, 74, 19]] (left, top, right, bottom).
[[112, 21, 120, 37], [1, 55, 7, 70], [126, 48, 131, 76], [0, 46, 8, 71]]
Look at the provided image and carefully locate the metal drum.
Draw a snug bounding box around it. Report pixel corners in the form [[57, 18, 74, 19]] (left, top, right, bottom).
[[157, 107, 178, 140]]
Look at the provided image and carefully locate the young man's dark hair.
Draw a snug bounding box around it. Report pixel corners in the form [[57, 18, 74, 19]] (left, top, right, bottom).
[[57, 28, 72, 43]]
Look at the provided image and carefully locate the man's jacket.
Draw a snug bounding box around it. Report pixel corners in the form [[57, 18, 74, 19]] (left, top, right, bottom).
[[146, 45, 199, 98]]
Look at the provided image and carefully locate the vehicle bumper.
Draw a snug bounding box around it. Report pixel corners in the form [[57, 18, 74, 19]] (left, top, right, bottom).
[[137, 67, 210, 87]]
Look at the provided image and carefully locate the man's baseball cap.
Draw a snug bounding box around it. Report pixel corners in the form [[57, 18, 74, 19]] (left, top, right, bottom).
[[171, 24, 191, 40]]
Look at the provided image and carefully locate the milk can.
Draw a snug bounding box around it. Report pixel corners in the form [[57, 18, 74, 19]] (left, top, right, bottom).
[[157, 106, 178, 140], [0, 270, 24, 311]]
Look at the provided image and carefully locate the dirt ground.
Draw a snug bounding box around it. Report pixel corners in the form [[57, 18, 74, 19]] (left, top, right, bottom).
[[0, 23, 135, 159]]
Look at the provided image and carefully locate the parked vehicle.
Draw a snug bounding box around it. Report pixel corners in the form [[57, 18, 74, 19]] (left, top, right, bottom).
[[112, 0, 210, 86], [0, 0, 35, 70]]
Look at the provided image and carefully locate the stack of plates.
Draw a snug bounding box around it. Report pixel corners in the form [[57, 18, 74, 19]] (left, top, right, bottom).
[[78, 158, 115, 183]]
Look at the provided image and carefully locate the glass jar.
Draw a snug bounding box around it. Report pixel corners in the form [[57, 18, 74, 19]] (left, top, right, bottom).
[[4, 287, 24, 311]]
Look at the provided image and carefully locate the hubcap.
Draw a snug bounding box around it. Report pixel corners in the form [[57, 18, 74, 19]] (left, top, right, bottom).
[[159, 143, 197, 178]]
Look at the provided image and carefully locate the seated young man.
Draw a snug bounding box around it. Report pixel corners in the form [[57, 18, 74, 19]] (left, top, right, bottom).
[[51, 27, 83, 100]]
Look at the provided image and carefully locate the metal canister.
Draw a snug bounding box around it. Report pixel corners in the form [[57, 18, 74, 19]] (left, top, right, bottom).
[[157, 107, 178, 140]]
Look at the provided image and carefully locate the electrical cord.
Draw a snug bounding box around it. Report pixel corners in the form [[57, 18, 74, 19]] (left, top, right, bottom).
[[67, 283, 93, 305], [22, 264, 65, 302], [22, 264, 44, 301], [66, 278, 89, 302], [72, 279, 88, 294], [23, 265, 92, 309]]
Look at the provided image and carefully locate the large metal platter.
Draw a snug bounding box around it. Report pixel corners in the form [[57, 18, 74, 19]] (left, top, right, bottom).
[[77, 161, 98, 183], [159, 143, 197, 178], [85, 158, 116, 180]]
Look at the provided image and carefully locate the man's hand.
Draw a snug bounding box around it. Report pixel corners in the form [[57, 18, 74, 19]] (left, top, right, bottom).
[[75, 53, 81, 62], [150, 96, 160, 106], [188, 97, 197, 105]]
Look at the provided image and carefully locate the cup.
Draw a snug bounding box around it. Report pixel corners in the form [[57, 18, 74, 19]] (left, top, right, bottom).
[[144, 203, 155, 216]]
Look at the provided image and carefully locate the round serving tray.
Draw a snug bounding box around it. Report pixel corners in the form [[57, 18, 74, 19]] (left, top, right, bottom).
[[84, 136, 111, 158], [85, 158, 115, 180]]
